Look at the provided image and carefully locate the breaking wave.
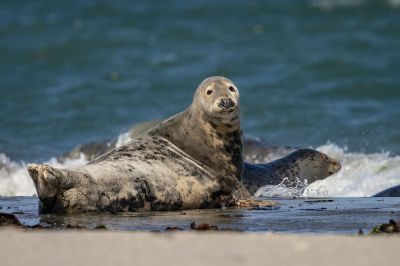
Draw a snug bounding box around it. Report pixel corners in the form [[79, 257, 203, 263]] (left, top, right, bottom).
[[0, 153, 88, 196], [1, 142, 400, 197], [256, 143, 400, 197], [305, 143, 400, 197]]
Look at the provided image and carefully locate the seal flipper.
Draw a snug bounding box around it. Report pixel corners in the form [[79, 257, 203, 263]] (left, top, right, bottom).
[[27, 164, 62, 198], [27, 163, 72, 212]]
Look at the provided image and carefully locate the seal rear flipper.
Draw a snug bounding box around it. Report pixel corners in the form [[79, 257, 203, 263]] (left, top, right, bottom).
[[28, 163, 81, 213], [27, 164, 64, 198], [27, 164, 63, 212]]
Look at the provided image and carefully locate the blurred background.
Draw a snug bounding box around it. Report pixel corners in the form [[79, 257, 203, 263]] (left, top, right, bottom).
[[0, 1, 399, 177]]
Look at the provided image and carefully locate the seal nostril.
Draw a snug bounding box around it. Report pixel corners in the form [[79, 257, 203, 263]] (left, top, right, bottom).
[[218, 98, 235, 109], [228, 98, 235, 107], [218, 99, 227, 108]]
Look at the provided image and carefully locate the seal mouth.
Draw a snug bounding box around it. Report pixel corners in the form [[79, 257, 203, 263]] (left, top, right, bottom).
[[215, 106, 237, 114], [209, 96, 239, 116], [218, 98, 236, 109]]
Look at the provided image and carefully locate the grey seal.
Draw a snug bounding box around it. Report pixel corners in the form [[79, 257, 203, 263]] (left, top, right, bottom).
[[27, 76, 340, 213], [27, 77, 252, 213]]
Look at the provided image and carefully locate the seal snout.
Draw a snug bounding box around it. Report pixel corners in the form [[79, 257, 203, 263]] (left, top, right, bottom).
[[217, 97, 236, 110], [327, 157, 341, 175]]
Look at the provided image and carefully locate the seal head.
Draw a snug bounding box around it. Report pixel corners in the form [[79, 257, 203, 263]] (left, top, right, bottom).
[[194, 76, 240, 121]]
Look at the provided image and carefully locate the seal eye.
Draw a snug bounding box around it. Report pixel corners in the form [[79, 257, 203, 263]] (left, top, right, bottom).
[[228, 86, 236, 92], [206, 89, 213, 95]]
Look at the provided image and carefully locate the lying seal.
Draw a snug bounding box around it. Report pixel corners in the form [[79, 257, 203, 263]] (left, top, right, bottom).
[[27, 77, 340, 213]]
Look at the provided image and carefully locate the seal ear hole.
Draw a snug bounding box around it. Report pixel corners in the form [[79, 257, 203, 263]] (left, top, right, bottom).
[[228, 86, 236, 92], [206, 89, 213, 95]]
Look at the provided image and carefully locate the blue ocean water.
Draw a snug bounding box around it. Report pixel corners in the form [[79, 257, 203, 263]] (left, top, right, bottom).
[[1, 0, 400, 197]]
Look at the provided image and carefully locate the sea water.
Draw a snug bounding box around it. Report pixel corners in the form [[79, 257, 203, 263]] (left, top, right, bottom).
[[1, 2, 400, 202]]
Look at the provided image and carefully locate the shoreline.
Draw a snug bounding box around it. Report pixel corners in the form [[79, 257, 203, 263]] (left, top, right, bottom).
[[1, 197, 400, 234], [1, 229, 399, 266]]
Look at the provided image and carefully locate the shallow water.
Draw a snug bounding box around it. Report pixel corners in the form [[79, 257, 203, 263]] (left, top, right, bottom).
[[1, 196, 399, 234]]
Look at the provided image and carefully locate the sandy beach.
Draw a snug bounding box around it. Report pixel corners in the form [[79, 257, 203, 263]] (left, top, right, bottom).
[[1, 229, 399, 266]]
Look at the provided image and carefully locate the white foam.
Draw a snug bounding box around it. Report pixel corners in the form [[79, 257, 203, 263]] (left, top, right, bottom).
[[115, 131, 133, 148], [0, 153, 88, 196], [1, 142, 400, 197], [254, 177, 308, 198], [304, 143, 400, 197]]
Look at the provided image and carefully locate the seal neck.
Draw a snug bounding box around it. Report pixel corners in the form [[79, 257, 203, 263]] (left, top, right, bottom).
[[150, 106, 244, 180], [149, 107, 243, 180]]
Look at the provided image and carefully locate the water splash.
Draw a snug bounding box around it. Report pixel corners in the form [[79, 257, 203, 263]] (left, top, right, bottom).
[[115, 131, 133, 148], [0, 153, 88, 196], [254, 177, 308, 198]]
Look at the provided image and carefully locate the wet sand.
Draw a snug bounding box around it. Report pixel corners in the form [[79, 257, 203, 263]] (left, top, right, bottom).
[[1, 229, 399, 266], [2, 197, 400, 234]]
